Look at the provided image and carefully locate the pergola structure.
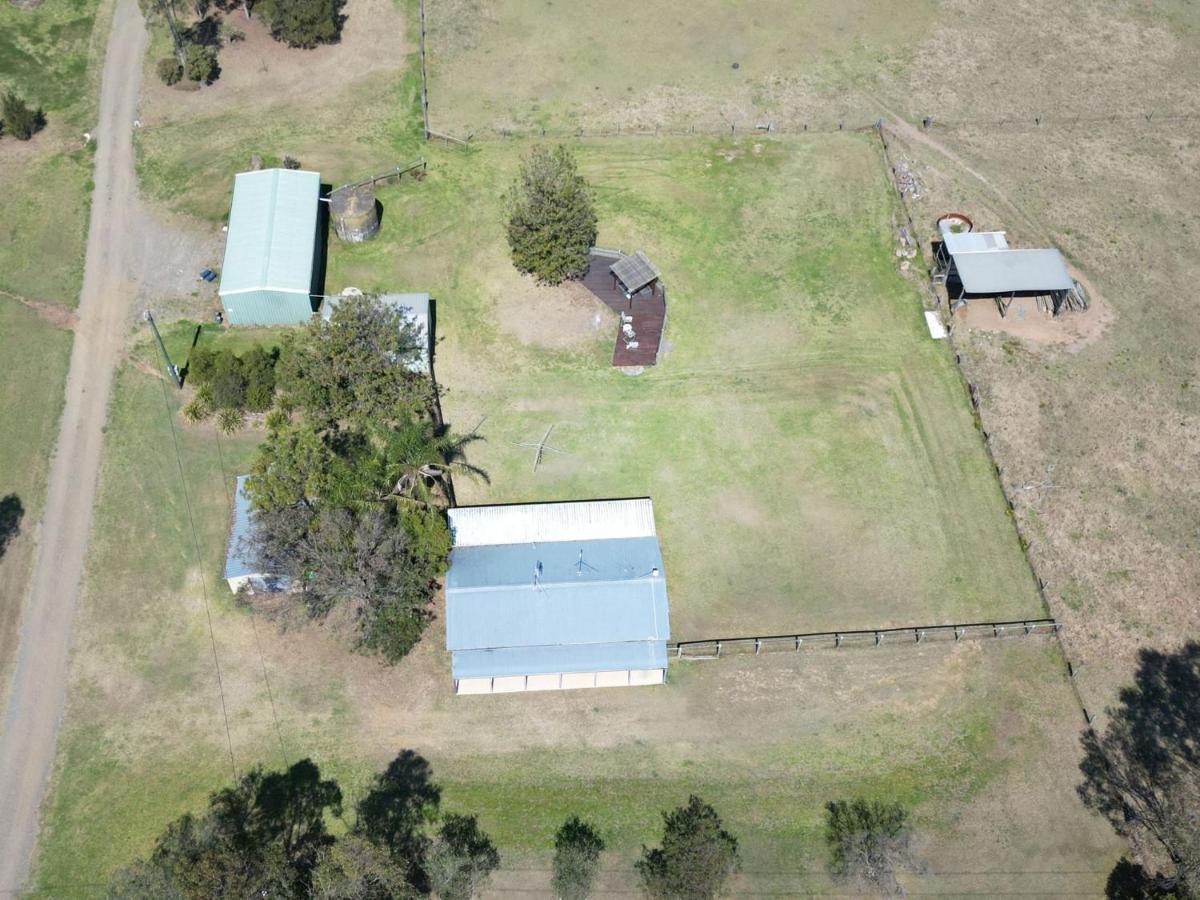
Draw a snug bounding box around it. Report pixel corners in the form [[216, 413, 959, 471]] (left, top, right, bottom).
[[609, 250, 661, 299]]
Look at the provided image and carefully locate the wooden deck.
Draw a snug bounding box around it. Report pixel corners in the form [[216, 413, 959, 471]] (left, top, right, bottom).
[[580, 253, 666, 367]]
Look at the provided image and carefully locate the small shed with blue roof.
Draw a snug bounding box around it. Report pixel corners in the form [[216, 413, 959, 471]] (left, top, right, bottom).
[[224, 475, 290, 595], [445, 498, 670, 694]]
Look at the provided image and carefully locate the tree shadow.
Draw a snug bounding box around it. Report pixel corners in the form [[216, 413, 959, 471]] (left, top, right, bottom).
[[0, 494, 23, 561], [1105, 857, 1178, 899], [1079, 642, 1200, 895], [356, 749, 441, 884]]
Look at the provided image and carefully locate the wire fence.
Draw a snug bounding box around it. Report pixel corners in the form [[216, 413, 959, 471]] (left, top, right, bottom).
[[670, 618, 1059, 660], [422, 108, 1200, 146]]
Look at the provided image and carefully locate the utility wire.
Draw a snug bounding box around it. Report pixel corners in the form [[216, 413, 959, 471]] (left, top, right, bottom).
[[213, 425, 290, 768], [150, 342, 238, 780]]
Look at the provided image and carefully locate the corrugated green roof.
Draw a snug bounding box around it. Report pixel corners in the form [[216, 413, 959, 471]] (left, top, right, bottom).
[[219, 168, 320, 297]]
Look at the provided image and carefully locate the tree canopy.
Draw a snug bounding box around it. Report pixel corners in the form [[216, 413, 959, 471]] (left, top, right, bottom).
[[245, 295, 477, 664], [553, 817, 605, 900], [824, 798, 915, 895], [258, 0, 344, 48], [108, 759, 342, 899], [635, 795, 739, 899], [1079, 641, 1200, 898], [109, 751, 499, 900], [505, 144, 598, 285]]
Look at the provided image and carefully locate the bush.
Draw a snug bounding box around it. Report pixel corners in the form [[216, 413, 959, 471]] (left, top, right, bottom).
[[156, 57, 184, 85], [184, 43, 218, 83], [282, 155, 301, 170], [186, 344, 278, 414], [259, 0, 343, 48], [505, 144, 597, 285], [825, 799, 915, 895], [1, 91, 45, 141]]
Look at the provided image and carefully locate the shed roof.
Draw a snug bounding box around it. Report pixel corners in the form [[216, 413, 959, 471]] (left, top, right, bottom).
[[609, 251, 660, 294], [219, 168, 320, 297], [224, 476, 260, 580], [952, 248, 1074, 294], [943, 231, 1008, 254], [445, 500, 670, 679], [448, 498, 657, 547]]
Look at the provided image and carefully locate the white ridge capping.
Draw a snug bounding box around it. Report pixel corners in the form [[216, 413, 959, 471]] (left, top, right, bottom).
[[448, 498, 657, 547]]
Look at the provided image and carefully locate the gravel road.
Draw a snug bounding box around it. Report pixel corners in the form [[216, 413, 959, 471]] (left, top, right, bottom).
[[0, 0, 147, 889]]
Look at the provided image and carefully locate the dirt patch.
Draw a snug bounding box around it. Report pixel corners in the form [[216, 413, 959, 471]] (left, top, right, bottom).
[[953, 290, 1113, 351], [495, 277, 610, 350], [139, 0, 410, 126]]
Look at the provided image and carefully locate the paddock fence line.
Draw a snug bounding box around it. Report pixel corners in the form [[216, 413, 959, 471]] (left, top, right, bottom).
[[422, 108, 1200, 145], [873, 124, 1103, 728], [669, 618, 1059, 660], [335, 158, 427, 194], [417, 0, 430, 140]]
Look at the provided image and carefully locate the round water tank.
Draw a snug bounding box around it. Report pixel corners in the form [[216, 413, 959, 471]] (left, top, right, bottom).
[[331, 184, 380, 243]]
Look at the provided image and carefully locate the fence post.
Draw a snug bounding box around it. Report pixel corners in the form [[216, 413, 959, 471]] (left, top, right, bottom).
[[716, 641, 722, 658], [835, 633, 843, 648], [755, 638, 761, 655]]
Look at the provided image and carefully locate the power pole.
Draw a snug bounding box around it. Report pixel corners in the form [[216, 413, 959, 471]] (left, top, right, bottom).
[[144, 310, 183, 388]]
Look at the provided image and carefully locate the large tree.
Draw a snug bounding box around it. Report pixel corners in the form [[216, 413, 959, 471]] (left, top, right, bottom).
[[258, 0, 343, 48], [824, 798, 915, 895], [245, 295, 470, 664], [279, 295, 430, 425], [1079, 642, 1200, 898], [635, 795, 739, 899], [505, 144, 598, 285], [553, 817, 605, 900], [108, 760, 342, 899]]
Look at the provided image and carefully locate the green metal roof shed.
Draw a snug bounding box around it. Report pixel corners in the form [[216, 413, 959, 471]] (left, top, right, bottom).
[[218, 168, 321, 326]]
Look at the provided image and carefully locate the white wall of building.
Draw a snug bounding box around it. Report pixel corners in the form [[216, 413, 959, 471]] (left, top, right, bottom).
[[454, 668, 665, 695]]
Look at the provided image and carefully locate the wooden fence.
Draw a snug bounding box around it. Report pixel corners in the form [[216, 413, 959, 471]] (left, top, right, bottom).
[[335, 159, 427, 194], [669, 618, 1059, 660]]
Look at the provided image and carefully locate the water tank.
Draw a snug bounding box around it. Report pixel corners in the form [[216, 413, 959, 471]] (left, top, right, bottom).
[[330, 184, 380, 243]]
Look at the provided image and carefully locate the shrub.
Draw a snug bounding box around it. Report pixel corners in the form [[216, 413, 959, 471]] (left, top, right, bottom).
[[156, 57, 183, 85], [184, 43, 218, 83], [182, 396, 212, 423], [216, 407, 244, 434], [825, 799, 915, 895], [282, 155, 301, 169], [505, 144, 597, 285], [1, 91, 45, 141]]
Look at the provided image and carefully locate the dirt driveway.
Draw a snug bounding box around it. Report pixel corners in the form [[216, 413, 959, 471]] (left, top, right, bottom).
[[0, 0, 147, 889]]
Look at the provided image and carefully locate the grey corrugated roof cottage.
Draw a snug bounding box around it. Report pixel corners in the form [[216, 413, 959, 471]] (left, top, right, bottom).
[[445, 499, 671, 694], [224, 476, 289, 594], [219, 168, 321, 326]]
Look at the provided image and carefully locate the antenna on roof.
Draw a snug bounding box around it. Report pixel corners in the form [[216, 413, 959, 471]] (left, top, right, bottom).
[[533, 559, 543, 589], [576, 548, 599, 576], [512, 424, 567, 473]]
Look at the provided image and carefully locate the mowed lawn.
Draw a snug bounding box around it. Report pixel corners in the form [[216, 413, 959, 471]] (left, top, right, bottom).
[[329, 135, 1044, 637], [31, 135, 1123, 896]]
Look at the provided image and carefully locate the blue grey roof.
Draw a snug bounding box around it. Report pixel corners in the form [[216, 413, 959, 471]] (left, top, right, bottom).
[[952, 248, 1074, 294], [224, 475, 258, 580], [445, 536, 670, 678], [219, 169, 320, 297], [453, 641, 668, 679]]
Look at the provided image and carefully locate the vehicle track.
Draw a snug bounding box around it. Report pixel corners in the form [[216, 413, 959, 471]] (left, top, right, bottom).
[[0, 0, 147, 888]]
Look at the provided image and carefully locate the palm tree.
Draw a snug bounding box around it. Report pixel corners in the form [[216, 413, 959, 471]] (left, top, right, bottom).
[[369, 419, 487, 508]]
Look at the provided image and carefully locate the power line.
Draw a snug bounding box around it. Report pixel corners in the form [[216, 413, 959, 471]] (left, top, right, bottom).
[[213, 426, 289, 769], [149, 341, 238, 780]]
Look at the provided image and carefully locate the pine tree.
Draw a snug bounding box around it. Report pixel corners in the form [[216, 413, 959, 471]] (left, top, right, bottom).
[[505, 145, 598, 285], [2, 92, 44, 141]]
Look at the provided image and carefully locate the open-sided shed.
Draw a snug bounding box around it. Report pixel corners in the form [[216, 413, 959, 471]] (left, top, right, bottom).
[[445, 499, 671, 694], [218, 168, 321, 326]]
